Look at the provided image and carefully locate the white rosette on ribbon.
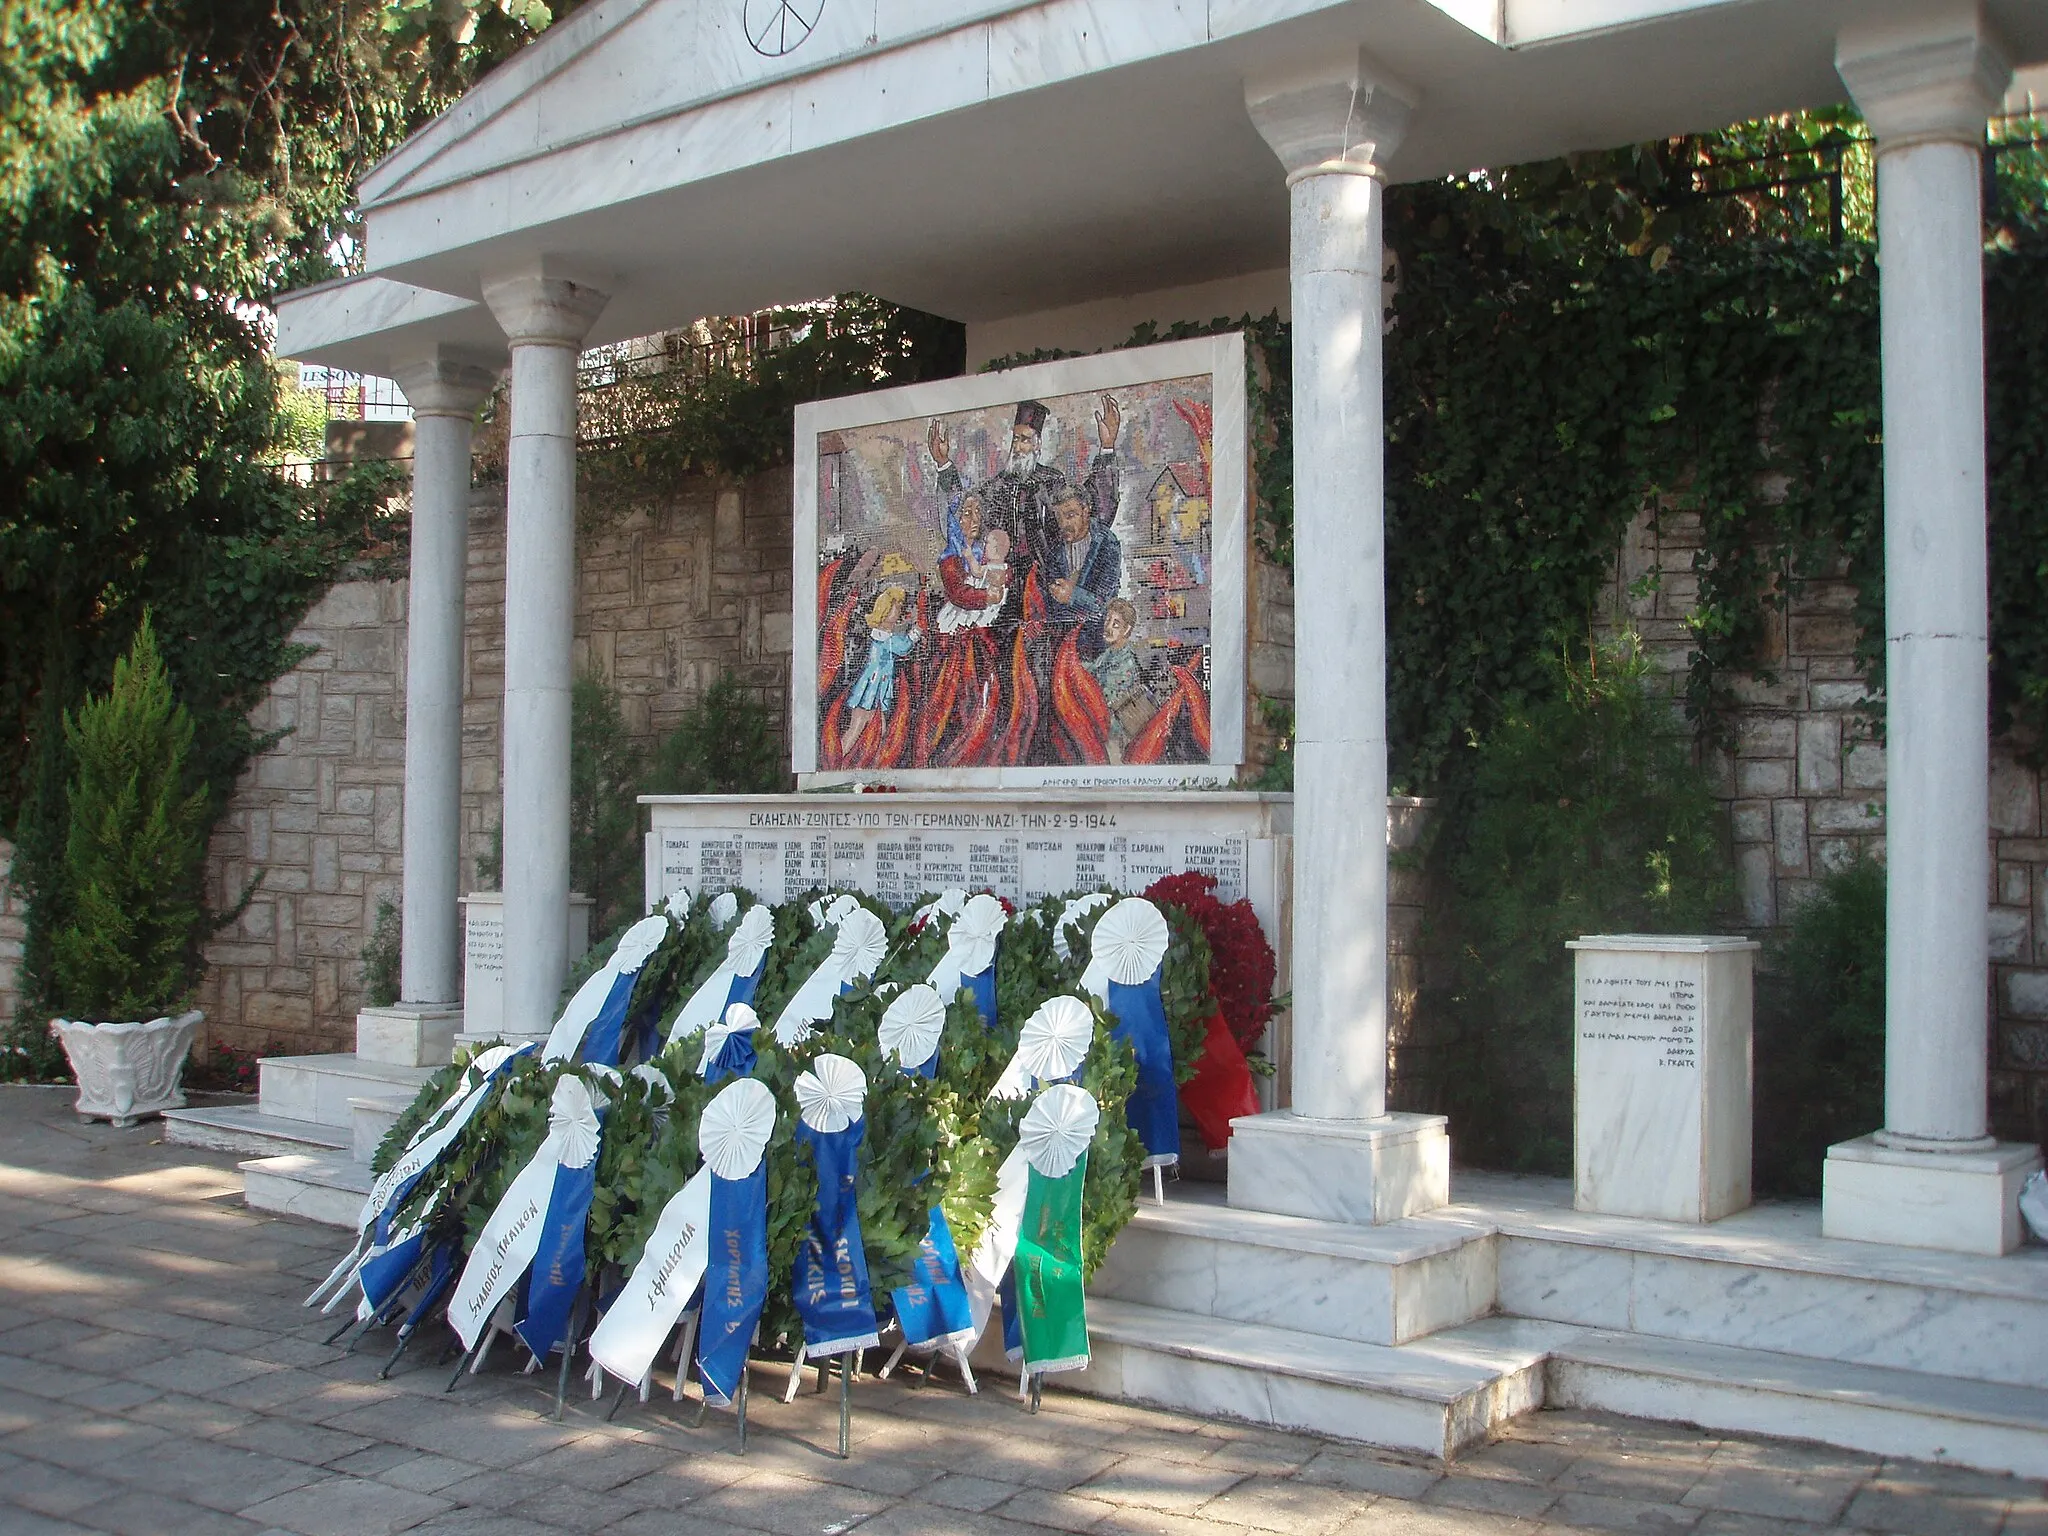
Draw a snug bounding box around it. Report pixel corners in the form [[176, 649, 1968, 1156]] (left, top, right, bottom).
[[666, 904, 775, 1043], [990, 994, 1095, 1101], [1078, 897, 1179, 1171], [588, 1078, 777, 1390], [631, 1062, 674, 1106], [1079, 898, 1169, 1000], [1052, 892, 1114, 961], [774, 906, 887, 1046], [877, 984, 947, 1074], [700, 1076, 777, 1179], [794, 1053, 867, 1133], [447, 1075, 602, 1349], [663, 886, 693, 918], [927, 893, 1006, 1002], [1019, 1083, 1101, 1179], [696, 1001, 759, 1078], [707, 891, 740, 927]]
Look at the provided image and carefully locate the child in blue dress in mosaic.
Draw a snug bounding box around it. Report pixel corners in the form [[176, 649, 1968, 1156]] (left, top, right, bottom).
[[845, 584, 921, 754]]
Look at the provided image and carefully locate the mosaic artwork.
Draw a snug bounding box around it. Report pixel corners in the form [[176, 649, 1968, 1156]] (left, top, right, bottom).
[[800, 341, 1242, 778]]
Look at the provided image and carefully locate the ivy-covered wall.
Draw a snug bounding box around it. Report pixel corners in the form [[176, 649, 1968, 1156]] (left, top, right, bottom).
[[1599, 504, 2048, 1149]]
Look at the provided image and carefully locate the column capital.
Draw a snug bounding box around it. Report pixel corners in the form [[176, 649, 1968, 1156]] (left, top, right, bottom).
[[391, 346, 505, 419], [1836, 4, 2011, 152], [481, 270, 610, 349], [1246, 48, 1416, 183]]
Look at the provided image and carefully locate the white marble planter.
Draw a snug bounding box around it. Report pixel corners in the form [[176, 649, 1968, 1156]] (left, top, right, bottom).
[[51, 1011, 202, 1127]]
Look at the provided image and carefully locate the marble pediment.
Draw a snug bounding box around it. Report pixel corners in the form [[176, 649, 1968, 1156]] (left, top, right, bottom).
[[361, 0, 1050, 210]]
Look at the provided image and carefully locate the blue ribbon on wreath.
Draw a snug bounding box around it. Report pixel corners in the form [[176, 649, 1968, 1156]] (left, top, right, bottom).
[[696, 1158, 770, 1406]]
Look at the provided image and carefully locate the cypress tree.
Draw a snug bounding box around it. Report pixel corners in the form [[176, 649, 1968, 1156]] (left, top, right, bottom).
[[49, 616, 210, 1021]]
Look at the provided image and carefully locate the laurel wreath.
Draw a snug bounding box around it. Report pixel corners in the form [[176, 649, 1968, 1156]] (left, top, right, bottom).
[[368, 881, 1272, 1351]]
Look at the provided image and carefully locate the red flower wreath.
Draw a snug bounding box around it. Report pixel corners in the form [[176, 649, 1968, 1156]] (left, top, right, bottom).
[[1143, 871, 1277, 1056]]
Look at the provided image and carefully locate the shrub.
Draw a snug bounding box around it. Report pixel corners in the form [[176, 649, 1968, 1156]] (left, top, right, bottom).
[[647, 670, 785, 795], [184, 1037, 277, 1094], [1753, 857, 1885, 1196], [571, 671, 647, 936], [1428, 634, 1735, 1174], [0, 1021, 71, 1083], [472, 671, 654, 932], [46, 616, 213, 1022], [360, 897, 401, 1009]]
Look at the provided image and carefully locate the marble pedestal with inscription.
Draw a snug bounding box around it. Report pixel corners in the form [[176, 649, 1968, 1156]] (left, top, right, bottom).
[[1570, 935, 1758, 1224], [459, 891, 594, 1044]]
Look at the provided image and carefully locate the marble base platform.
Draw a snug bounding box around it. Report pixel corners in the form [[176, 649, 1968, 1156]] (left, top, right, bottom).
[[171, 1051, 436, 1163], [355, 1004, 461, 1068], [1072, 1302, 1560, 1460], [1089, 1195, 1493, 1346], [1821, 1135, 2044, 1257], [1225, 1110, 1449, 1225], [241, 1151, 372, 1228]]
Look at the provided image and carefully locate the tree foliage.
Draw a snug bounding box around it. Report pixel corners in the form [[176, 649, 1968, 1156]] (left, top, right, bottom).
[[1418, 637, 1734, 1174], [578, 298, 967, 495], [1753, 858, 1886, 1196], [645, 670, 788, 797], [1, 0, 474, 1009]]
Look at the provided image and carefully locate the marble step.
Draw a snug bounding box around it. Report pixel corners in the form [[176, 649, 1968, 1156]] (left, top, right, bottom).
[[1071, 1300, 1565, 1460], [1090, 1194, 1495, 1345], [163, 1104, 351, 1159], [258, 1052, 437, 1128], [241, 1151, 373, 1228], [350, 1094, 413, 1163], [1549, 1330, 2048, 1480], [1472, 1180, 2048, 1393]]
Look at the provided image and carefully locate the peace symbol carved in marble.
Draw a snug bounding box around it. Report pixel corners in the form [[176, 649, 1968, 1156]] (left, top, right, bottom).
[[743, 0, 824, 57]]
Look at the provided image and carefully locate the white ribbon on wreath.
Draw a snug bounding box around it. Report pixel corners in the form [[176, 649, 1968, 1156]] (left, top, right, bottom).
[[774, 906, 887, 1046]]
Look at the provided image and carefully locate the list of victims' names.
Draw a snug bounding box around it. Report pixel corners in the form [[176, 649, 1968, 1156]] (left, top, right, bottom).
[[656, 827, 1250, 909]]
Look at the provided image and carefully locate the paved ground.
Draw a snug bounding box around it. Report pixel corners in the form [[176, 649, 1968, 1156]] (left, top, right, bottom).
[[0, 1085, 2043, 1536]]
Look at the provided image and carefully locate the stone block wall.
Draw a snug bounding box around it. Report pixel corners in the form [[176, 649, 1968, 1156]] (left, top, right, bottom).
[[195, 582, 410, 1057], [184, 468, 793, 1057], [1607, 507, 2048, 1148], [455, 472, 795, 891]]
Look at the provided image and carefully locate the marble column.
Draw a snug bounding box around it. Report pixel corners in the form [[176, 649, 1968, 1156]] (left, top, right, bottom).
[[1224, 51, 1450, 1226], [480, 273, 608, 1040], [1823, 5, 2040, 1255], [355, 348, 503, 1068]]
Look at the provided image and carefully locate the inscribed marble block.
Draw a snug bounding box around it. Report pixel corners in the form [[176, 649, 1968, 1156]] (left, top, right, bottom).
[[459, 892, 593, 1042], [1570, 935, 1758, 1223]]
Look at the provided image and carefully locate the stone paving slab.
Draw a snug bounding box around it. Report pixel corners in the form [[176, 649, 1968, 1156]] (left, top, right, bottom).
[[0, 1085, 2044, 1536]]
